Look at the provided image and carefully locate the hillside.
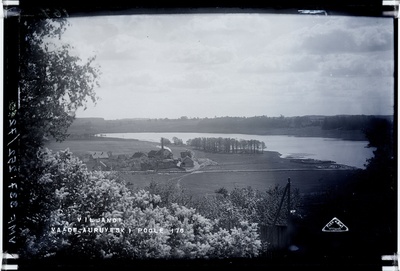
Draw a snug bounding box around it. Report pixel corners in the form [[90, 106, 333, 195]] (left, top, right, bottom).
[[66, 115, 393, 141]]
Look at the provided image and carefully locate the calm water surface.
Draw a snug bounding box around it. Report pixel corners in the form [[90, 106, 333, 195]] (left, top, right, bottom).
[[98, 132, 374, 169]]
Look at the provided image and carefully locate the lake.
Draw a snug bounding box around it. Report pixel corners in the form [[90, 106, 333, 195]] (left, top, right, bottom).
[[97, 132, 375, 169]]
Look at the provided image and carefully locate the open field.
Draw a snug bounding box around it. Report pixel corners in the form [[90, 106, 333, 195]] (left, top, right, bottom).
[[45, 138, 361, 197], [178, 170, 356, 196], [45, 137, 190, 158], [117, 169, 357, 198]]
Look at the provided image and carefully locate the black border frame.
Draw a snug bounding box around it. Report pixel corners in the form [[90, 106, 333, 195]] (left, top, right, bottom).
[[3, 2, 398, 270]]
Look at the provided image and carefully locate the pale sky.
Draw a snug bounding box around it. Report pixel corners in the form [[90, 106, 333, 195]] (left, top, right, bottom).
[[58, 13, 394, 120]]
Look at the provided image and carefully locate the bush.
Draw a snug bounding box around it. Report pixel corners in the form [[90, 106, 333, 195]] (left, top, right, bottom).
[[22, 149, 262, 259], [195, 186, 302, 228]]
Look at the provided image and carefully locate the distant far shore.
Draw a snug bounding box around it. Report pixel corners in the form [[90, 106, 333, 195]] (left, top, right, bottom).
[[66, 126, 368, 141], [66, 115, 394, 142], [91, 127, 368, 141]]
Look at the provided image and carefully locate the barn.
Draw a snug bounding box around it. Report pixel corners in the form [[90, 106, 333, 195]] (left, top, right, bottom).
[[148, 149, 173, 160]]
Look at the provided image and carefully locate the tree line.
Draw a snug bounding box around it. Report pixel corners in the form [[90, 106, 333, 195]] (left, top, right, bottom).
[[67, 115, 392, 140], [186, 137, 266, 154], [321, 115, 392, 131]]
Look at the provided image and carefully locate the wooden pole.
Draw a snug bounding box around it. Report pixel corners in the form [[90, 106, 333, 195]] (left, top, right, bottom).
[[287, 177, 291, 219], [273, 181, 289, 226]]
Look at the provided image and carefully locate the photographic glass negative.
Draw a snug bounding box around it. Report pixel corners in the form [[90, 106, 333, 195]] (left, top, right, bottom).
[[2, 3, 397, 270]]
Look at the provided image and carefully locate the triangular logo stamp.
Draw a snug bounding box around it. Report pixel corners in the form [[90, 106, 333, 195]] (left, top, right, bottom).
[[322, 217, 349, 232]]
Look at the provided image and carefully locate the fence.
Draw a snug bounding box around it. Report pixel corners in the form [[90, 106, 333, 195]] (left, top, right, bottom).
[[259, 225, 289, 249]]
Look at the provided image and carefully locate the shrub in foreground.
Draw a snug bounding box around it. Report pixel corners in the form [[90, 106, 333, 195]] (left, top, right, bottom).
[[22, 149, 261, 259]]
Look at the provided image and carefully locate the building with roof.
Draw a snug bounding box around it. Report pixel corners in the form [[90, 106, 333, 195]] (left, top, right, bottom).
[[181, 156, 194, 168], [148, 149, 173, 160]]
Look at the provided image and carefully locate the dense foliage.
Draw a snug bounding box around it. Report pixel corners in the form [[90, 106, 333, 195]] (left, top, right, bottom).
[[22, 149, 262, 259], [17, 17, 100, 247], [187, 137, 266, 154], [19, 18, 100, 151], [198, 186, 301, 228]]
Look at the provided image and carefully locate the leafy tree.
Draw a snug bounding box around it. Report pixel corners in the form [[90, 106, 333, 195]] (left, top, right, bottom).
[[17, 17, 100, 247], [19, 18, 100, 150], [195, 186, 301, 229], [187, 137, 265, 154], [362, 117, 396, 249], [172, 136, 184, 145], [160, 137, 171, 145], [359, 117, 396, 196], [146, 180, 193, 207], [364, 117, 394, 175], [214, 187, 229, 197]]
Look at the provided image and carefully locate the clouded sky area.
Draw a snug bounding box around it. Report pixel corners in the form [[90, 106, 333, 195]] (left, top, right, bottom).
[[59, 13, 394, 120]]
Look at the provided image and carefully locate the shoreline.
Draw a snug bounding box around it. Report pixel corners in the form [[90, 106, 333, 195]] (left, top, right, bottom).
[[92, 130, 367, 141], [44, 137, 363, 197], [46, 137, 364, 170]]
